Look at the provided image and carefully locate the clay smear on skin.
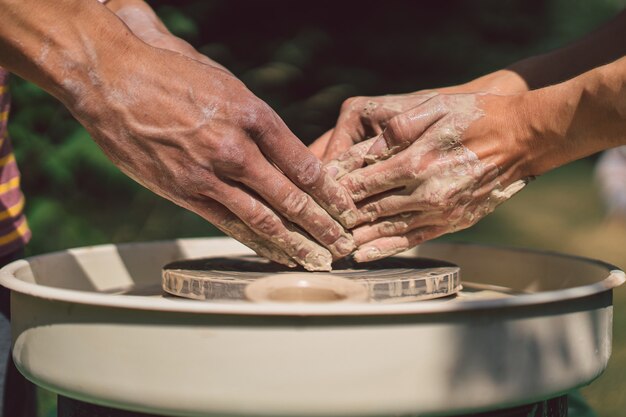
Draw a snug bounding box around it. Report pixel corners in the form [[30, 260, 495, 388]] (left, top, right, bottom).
[[225, 205, 333, 272], [413, 94, 527, 234], [218, 218, 297, 268], [350, 94, 526, 261]]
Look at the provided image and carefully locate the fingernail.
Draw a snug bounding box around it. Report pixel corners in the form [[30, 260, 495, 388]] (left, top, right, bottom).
[[366, 135, 388, 161], [299, 248, 333, 272], [254, 245, 297, 268], [353, 246, 381, 263], [339, 209, 358, 228], [358, 205, 378, 223]]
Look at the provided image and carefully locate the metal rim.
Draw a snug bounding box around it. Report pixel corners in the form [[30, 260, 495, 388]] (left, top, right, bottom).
[[0, 238, 624, 316]]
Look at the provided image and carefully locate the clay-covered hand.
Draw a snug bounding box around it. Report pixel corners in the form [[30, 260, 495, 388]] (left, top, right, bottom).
[[309, 70, 530, 162], [67, 42, 356, 271], [332, 93, 530, 262], [310, 93, 436, 162]]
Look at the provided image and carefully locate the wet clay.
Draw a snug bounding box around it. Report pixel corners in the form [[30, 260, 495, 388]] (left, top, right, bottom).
[[162, 255, 460, 303]]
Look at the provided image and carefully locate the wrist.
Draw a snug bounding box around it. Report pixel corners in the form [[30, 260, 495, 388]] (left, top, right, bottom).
[[500, 87, 578, 178], [518, 58, 626, 177], [467, 93, 534, 182], [456, 70, 529, 95]]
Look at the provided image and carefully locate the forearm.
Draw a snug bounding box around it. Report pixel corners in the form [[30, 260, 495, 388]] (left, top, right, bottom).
[[0, 0, 143, 108], [519, 56, 626, 176]]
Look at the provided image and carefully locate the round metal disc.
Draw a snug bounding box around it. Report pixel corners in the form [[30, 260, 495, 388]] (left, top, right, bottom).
[[162, 256, 461, 303]]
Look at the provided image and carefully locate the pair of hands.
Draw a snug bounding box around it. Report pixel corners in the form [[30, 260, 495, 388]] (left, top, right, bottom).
[[102, 1, 529, 268]]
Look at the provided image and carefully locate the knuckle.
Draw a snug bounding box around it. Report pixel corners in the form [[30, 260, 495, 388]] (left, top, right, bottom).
[[318, 224, 342, 243], [248, 207, 281, 236], [340, 96, 362, 113], [423, 192, 445, 209], [396, 156, 418, 180], [178, 166, 217, 197], [345, 176, 367, 198], [282, 190, 311, 219], [379, 221, 400, 235], [198, 173, 219, 196], [296, 156, 323, 186], [437, 127, 459, 148], [214, 138, 248, 173], [363, 201, 382, 220], [438, 126, 456, 139], [385, 115, 409, 144], [238, 97, 274, 132]]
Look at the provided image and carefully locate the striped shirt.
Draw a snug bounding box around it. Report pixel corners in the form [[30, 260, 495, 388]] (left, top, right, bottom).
[[0, 68, 31, 256]]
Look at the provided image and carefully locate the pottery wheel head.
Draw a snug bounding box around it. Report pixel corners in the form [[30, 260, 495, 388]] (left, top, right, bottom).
[[162, 256, 461, 304]]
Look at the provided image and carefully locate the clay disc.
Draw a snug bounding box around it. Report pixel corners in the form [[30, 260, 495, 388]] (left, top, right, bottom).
[[162, 256, 461, 303]]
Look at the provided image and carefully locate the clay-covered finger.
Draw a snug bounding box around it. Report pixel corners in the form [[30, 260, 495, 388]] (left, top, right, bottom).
[[235, 156, 355, 259], [339, 151, 419, 203], [325, 137, 379, 180], [205, 180, 333, 271], [353, 225, 447, 263], [355, 192, 429, 225], [191, 198, 296, 267], [255, 114, 358, 228], [321, 97, 372, 161], [322, 94, 436, 161], [352, 211, 443, 246], [365, 96, 447, 162]]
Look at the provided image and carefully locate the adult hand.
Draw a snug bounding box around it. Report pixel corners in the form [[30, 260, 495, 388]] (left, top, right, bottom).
[[107, 0, 360, 269], [332, 93, 529, 262], [311, 93, 436, 162], [310, 71, 529, 162], [66, 41, 356, 271]]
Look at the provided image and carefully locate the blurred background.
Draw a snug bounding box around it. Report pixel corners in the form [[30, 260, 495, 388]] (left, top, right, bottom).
[[6, 0, 626, 416]]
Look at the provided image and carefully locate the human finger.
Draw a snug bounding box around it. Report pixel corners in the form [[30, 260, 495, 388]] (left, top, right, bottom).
[[352, 211, 443, 246], [365, 96, 447, 162], [325, 136, 379, 180], [255, 111, 358, 228], [352, 226, 447, 263], [233, 153, 355, 259], [322, 94, 437, 162], [205, 180, 334, 271], [191, 198, 296, 267], [355, 192, 428, 224], [321, 97, 374, 162], [339, 148, 427, 203]]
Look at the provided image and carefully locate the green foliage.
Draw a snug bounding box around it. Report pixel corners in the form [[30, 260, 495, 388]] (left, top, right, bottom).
[[5, 1, 626, 417], [7, 0, 622, 257]]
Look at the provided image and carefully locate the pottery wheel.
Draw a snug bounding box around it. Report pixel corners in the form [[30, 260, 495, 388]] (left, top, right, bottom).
[[162, 256, 461, 303]]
